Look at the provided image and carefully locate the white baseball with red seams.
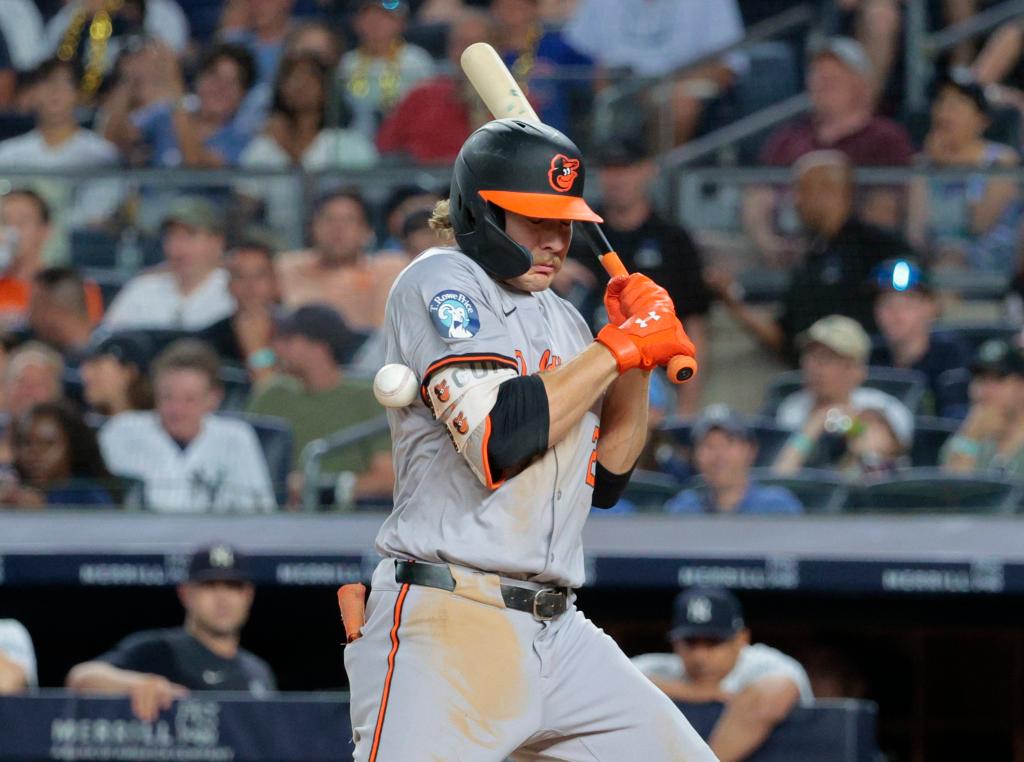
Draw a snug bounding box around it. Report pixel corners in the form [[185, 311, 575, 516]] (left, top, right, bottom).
[[372, 363, 418, 408]]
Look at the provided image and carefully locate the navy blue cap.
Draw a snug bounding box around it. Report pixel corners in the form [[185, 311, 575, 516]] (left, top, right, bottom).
[[691, 404, 753, 443], [933, 67, 989, 116], [82, 332, 153, 371], [669, 587, 745, 641], [972, 338, 1024, 378], [187, 543, 250, 583], [871, 258, 931, 295]]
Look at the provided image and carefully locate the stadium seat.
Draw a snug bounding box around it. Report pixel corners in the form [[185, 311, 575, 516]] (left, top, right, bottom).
[[844, 468, 1023, 514], [760, 366, 928, 417], [622, 469, 684, 512], [70, 230, 163, 270], [662, 416, 794, 468], [218, 366, 252, 411], [218, 411, 294, 506], [934, 323, 1019, 358], [405, 21, 449, 61], [910, 416, 960, 467], [747, 467, 849, 514], [0, 112, 35, 141], [81, 268, 130, 309], [732, 41, 801, 163]]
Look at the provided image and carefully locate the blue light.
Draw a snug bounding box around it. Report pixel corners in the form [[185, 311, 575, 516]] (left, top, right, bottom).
[[382, 0, 400, 8], [891, 261, 911, 291]]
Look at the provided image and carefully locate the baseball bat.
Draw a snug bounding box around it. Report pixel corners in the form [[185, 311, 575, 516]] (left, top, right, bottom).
[[459, 42, 696, 383]]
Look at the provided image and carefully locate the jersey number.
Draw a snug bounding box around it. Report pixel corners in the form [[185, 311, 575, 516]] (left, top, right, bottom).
[[585, 426, 600, 487]]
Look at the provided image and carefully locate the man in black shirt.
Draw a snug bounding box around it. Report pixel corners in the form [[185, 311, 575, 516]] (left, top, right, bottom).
[[561, 132, 712, 414], [869, 258, 970, 419], [709, 150, 914, 364], [66, 543, 276, 722]]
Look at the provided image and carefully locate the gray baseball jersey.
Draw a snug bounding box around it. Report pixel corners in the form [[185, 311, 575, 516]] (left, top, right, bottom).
[[374, 246, 600, 587]]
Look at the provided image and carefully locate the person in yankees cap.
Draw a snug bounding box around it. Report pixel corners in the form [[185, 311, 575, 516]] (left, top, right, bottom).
[[66, 543, 276, 722], [633, 587, 814, 762], [342, 116, 706, 759]]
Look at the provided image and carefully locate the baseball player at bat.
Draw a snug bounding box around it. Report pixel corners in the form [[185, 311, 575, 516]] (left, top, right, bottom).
[[343, 119, 714, 761]]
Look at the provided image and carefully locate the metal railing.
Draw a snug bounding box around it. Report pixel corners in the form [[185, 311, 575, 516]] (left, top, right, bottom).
[[300, 415, 391, 513]]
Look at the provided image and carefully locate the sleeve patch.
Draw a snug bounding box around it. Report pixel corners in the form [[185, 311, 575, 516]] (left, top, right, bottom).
[[429, 290, 481, 339]]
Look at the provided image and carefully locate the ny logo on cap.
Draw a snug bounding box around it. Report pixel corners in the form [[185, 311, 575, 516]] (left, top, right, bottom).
[[687, 596, 713, 623], [209, 545, 235, 568]]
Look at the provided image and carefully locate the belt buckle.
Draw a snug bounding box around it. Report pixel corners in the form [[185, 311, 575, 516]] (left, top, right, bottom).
[[531, 588, 564, 621]]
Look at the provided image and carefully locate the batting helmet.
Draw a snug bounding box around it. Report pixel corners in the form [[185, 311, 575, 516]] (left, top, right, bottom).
[[449, 119, 602, 279]]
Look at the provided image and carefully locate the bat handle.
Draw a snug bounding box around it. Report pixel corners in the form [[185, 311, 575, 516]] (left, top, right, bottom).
[[582, 222, 697, 385]]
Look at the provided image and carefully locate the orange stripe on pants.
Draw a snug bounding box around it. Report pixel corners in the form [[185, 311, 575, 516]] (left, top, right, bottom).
[[369, 583, 409, 762]]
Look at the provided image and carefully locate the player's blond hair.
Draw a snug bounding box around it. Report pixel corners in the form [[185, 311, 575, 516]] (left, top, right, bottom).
[[428, 199, 456, 244]]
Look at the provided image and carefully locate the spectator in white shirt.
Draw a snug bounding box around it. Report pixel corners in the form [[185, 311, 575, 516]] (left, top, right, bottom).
[[0, 58, 122, 230], [633, 587, 812, 762], [0, 1, 46, 72], [99, 339, 275, 513], [0, 619, 37, 693], [103, 199, 235, 331]]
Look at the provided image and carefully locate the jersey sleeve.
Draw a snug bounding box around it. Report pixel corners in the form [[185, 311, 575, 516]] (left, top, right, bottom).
[[727, 645, 815, 704], [389, 253, 520, 386], [0, 620, 37, 687], [97, 631, 176, 676]]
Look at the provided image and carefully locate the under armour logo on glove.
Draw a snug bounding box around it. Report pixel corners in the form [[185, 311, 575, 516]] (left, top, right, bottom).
[[634, 311, 662, 329]]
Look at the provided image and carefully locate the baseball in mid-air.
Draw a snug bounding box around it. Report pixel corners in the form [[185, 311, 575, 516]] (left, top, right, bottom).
[[373, 363, 419, 408]]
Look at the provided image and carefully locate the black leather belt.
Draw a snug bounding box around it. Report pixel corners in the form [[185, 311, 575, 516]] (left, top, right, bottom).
[[395, 561, 570, 621]]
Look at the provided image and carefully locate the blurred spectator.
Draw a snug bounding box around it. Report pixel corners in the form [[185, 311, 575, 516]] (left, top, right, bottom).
[[0, 32, 15, 107], [772, 315, 914, 475], [27, 267, 104, 365], [0, 619, 36, 694], [198, 239, 281, 382], [664, 405, 803, 515], [67, 543, 276, 722], [908, 69, 1020, 275], [220, 0, 298, 88], [277, 190, 409, 332], [744, 38, 914, 263], [632, 587, 813, 762], [99, 339, 276, 512], [2, 400, 115, 508], [942, 339, 1024, 476], [103, 198, 235, 331], [104, 42, 255, 168], [568, 131, 711, 415], [376, 9, 493, 164], [869, 258, 971, 419], [492, 0, 592, 135], [247, 304, 393, 508], [0, 0, 46, 72], [0, 59, 121, 228], [564, 0, 747, 144], [0, 190, 54, 329], [80, 333, 155, 416], [4, 342, 64, 421], [239, 52, 378, 231], [380, 185, 442, 251], [399, 207, 440, 258], [711, 151, 913, 363], [45, 0, 189, 101], [339, 0, 435, 140], [283, 20, 345, 70], [971, 15, 1024, 120]]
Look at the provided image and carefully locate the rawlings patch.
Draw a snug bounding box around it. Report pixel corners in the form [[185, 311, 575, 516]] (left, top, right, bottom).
[[429, 290, 481, 339]]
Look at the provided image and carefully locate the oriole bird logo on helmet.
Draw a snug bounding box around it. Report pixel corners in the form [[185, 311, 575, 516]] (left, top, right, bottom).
[[548, 154, 580, 193]]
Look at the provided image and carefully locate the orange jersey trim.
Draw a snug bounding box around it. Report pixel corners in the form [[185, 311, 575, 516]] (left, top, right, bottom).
[[480, 415, 506, 491], [369, 583, 410, 762]]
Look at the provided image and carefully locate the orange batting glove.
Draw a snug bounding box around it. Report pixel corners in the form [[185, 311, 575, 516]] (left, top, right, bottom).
[[596, 303, 697, 373], [604, 274, 675, 326]]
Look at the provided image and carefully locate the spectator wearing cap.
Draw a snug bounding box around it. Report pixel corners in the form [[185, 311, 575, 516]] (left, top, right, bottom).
[[247, 304, 393, 509], [80, 333, 154, 416], [103, 199, 235, 331], [4, 341, 64, 422], [67, 542, 276, 722], [744, 37, 914, 265], [710, 151, 914, 364], [908, 69, 1020, 275], [0, 618, 36, 694], [198, 238, 282, 383], [339, 0, 436, 141], [381, 185, 441, 252], [399, 207, 441, 258], [632, 587, 813, 762], [664, 405, 802, 515], [277, 189, 409, 332], [869, 258, 971, 419], [942, 339, 1024, 476], [26, 267, 105, 366], [219, 0, 297, 89], [565, 131, 711, 415], [773, 315, 914, 474], [99, 339, 276, 513], [376, 9, 494, 165]]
